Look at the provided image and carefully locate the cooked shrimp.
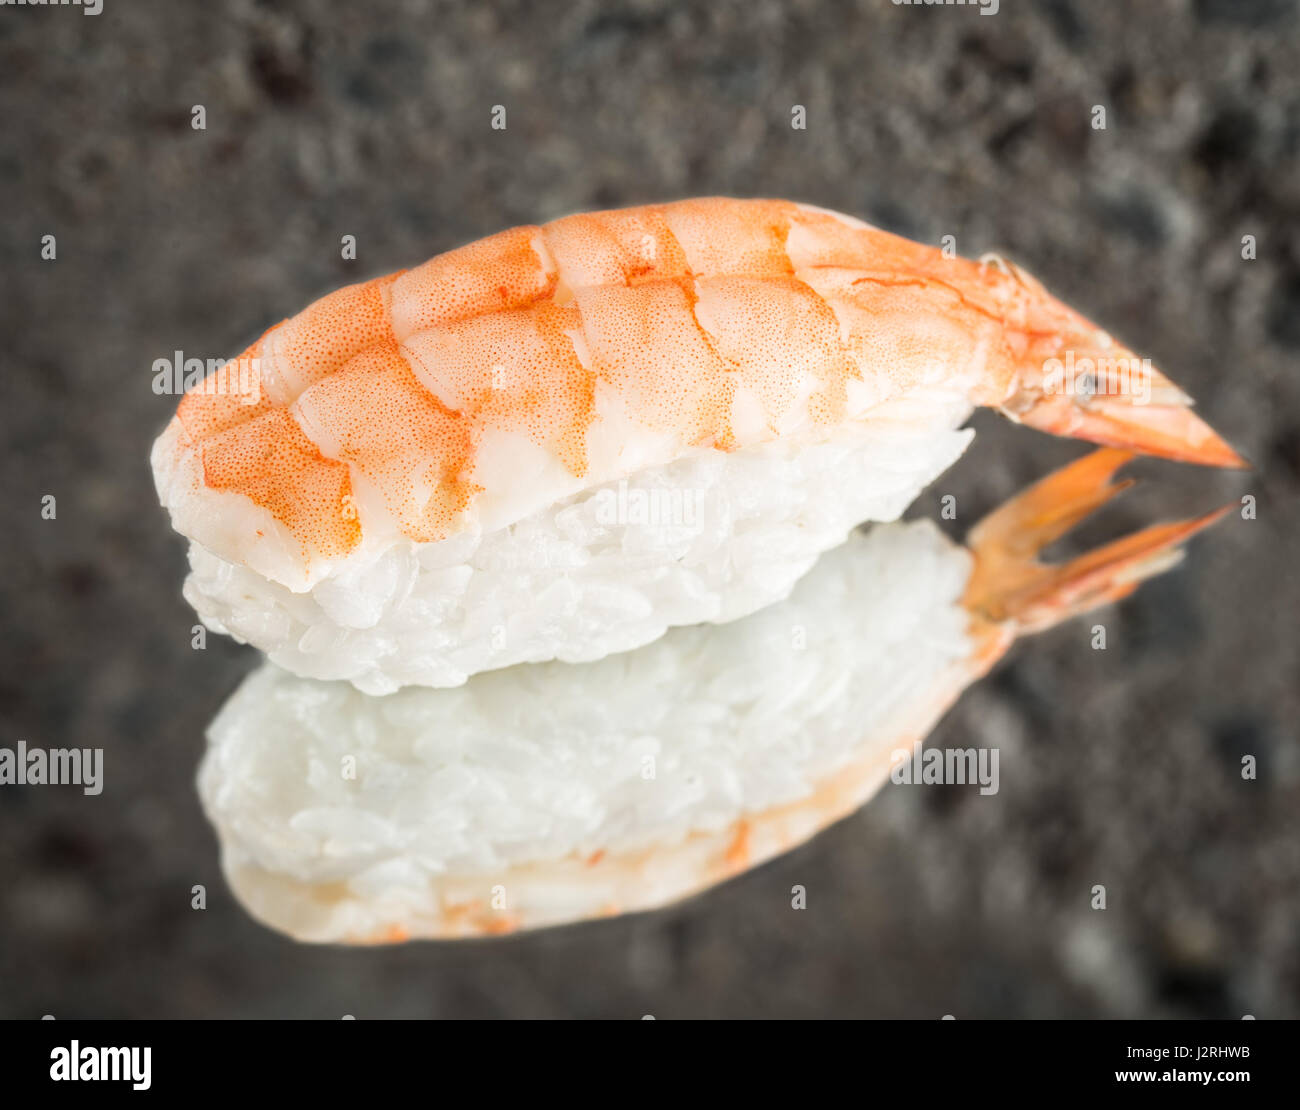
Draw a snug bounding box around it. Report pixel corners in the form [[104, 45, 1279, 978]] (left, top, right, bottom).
[[153, 198, 1243, 693]]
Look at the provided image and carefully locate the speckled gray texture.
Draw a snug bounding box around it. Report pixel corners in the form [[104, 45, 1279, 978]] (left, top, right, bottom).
[[1, 0, 1297, 1018]]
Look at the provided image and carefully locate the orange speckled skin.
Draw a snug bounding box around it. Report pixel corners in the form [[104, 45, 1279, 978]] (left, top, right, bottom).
[[164, 197, 1227, 568]]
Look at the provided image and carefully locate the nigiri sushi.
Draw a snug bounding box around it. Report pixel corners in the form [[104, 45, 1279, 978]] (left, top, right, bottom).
[[198, 450, 1227, 943], [153, 198, 1241, 693]]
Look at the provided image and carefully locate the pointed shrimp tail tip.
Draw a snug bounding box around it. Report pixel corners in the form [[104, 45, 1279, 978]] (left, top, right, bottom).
[[999, 354, 1247, 469], [964, 448, 1232, 635]]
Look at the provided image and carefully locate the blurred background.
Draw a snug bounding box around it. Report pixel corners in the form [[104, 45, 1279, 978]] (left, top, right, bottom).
[[2, 0, 1298, 1018]]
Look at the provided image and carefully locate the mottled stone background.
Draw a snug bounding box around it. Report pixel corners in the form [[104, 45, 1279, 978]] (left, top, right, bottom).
[[1, 0, 1297, 1018]]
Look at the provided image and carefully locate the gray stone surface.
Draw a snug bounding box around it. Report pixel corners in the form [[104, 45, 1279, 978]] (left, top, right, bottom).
[[1, 0, 1297, 1018]]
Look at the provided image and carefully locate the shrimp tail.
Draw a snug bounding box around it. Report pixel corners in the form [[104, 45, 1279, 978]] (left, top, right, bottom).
[[973, 257, 1246, 469], [963, 447, 1232, 635], [1001, 371, 1246, 469]]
